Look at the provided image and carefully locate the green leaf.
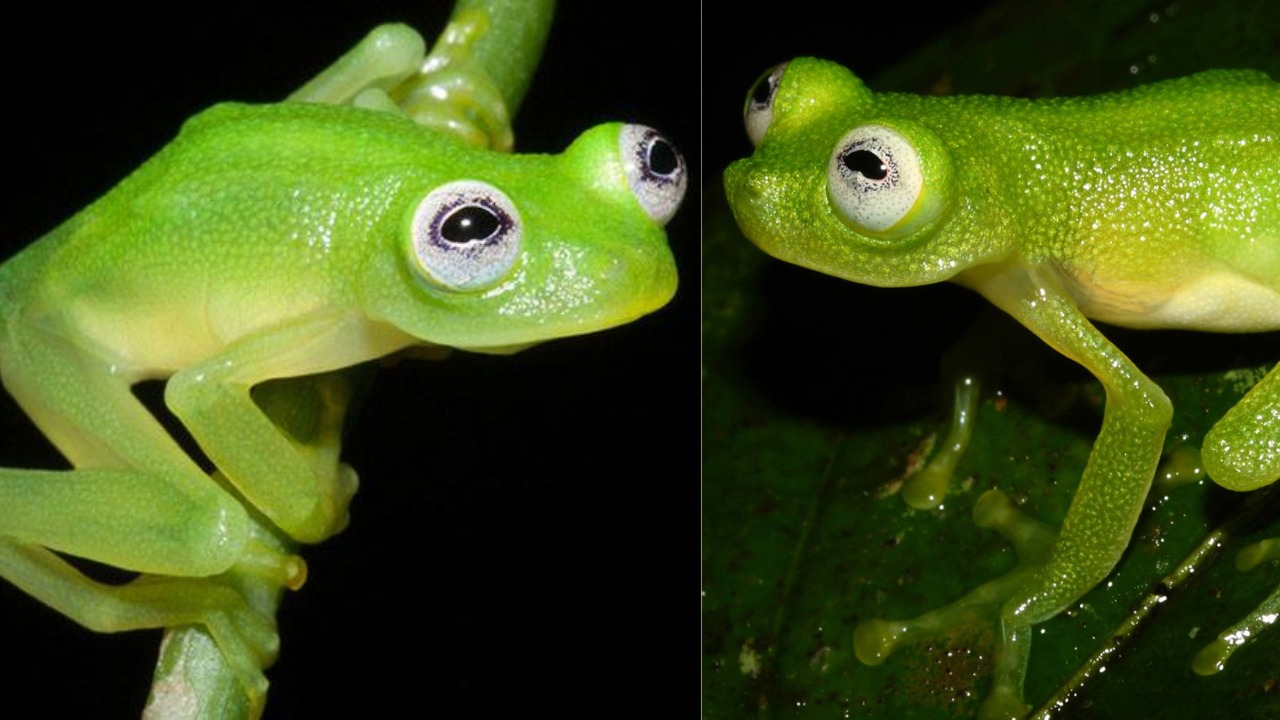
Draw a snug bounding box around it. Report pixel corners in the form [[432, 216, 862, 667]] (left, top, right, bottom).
[[703, 1, 1280, 718]]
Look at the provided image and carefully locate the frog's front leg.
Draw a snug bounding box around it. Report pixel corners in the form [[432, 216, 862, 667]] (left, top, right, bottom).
[[857, 263, 1173, 719], [163, 311, 416, 544], [976, 264, 1176, 717]]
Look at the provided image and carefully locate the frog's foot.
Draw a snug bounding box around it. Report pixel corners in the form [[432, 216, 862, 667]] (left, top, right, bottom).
[[1192, 537, 1280, 676], [903, 376, 979, 509], [0, 540, 279, 705], [387, 63, 513, 151], [856, 489, 1057, 711], [393, 5, 514, 151], [124, 575, 280, 705], [285, 20, 513, 151]]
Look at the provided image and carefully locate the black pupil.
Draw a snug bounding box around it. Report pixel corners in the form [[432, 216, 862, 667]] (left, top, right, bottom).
[[441, 205, 500, 244], [751, 75, 774, 105], [648, 138, 680, 176], [842, 149, 888, 180]]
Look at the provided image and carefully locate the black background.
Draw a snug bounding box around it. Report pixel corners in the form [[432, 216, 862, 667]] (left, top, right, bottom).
[[0, 3, 697, 716]]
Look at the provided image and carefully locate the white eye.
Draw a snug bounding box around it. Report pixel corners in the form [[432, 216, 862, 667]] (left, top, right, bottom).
[[410, 180, 521, 291], [620, 124, 686, 225], [827, 124, 927, 235], [744, 63, 787, 146]]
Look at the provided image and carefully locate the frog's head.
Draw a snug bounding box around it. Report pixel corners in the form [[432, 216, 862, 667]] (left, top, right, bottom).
[[724, 57, 1009, 288], [363, 122, 684, 353]]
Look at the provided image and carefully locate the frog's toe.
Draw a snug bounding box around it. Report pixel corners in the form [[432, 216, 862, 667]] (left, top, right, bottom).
[[853, 618, 902, 665], [1191, 537, 1280, 676], [1236, 537, 1278, 571], [903, 375, 980, 509], [903, 461, 951, 509], [972, 488, 1013, 528], [973, 489, 1057, 564], [1192, 637, 1232, 676], [977, 685, 1032, 720]]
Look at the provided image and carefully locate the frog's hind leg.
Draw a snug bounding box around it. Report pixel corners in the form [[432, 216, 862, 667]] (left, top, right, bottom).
[[0, 322, 290, 702], [0, 321, 255, 576], [1202, 361, 1280, 493], [0, 540, 276, 704]]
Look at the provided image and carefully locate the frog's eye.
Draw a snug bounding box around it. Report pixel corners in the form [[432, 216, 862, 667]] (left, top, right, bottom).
[[828, 124, 939, 237], [410, 180, 521, 291], [744, 63, 787, 146], [620, 124, 687, 226]]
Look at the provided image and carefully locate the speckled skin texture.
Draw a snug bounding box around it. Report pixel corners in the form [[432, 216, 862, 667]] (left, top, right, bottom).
[[0, 90, 682, 713], [725, 57, 1279, 719]]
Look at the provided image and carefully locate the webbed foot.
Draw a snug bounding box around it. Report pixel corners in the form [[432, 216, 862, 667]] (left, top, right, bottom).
[[855, 489, 1057, 715]]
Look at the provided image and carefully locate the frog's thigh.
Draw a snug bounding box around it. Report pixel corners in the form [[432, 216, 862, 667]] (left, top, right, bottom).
[[0, 324, 251, 576], [1203, 361, 1280, 491], [0, 539, 275, 697]]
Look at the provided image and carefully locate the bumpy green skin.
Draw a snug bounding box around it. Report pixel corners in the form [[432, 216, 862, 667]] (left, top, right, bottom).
[[726, 57, 1278, 719], [0, 9, 681, 716]]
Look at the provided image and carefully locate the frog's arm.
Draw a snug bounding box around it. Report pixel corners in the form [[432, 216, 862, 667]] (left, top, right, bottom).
[[148, 373, 354, 719], [850, 264, 1174, 719], [288, 0, 556, 150], [856, 259, 1174, 719], [951, 261, 1172, 718]]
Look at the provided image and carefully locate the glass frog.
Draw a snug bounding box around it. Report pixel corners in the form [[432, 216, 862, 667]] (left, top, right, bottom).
[[724, 57, 1277, 718], [0, 2, 688, 716]]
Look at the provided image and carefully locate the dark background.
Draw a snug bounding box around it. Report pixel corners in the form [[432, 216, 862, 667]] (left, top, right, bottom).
[[0, 3, 697, 716]]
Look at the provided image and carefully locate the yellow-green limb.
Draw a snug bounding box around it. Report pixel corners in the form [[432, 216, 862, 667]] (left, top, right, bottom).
[[145, 520, 296, 720], [1033, 486, 1277, 718], [146, 372, 357, 718]]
